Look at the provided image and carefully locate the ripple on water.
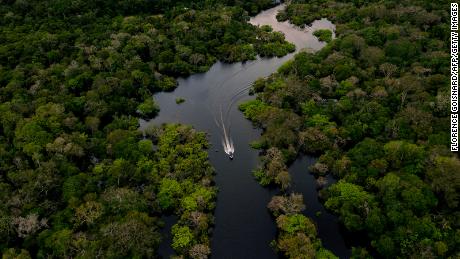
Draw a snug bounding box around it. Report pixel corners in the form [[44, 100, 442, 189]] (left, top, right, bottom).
[[141, 3, 349, 258]]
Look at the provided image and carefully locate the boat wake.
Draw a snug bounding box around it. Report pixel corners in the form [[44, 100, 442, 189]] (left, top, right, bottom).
[[209, 61, 257, 159], [210, 61, 257, 159], [215, 105, 234, 159], [222, 132, 234, 159]]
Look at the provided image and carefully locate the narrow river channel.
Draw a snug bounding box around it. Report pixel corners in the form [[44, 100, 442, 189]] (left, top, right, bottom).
[[141, 4, 351, 258]]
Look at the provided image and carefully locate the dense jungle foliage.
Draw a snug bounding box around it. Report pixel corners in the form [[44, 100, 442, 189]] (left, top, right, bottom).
[[268, 193, 337, 258], [241, 0, 460, 258], [0, 0, 296, 258]]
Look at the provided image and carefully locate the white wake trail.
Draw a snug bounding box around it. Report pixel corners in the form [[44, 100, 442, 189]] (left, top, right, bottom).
[[212, 61, 258, 158], [220, 105, 234, 156]]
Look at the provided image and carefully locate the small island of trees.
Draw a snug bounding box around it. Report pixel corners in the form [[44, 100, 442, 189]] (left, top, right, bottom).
[[0, 0, 295, 257], [242, 0, 459, 258]]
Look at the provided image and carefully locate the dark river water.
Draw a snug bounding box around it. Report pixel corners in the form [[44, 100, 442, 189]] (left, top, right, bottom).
[[141, 4, 351, 258]]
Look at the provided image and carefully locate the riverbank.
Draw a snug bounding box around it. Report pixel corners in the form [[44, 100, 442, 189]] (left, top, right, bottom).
[[142, 4, 348, 258]]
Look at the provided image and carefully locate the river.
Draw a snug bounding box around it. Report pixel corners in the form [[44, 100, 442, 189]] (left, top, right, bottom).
[[141, 4, 350, 258]]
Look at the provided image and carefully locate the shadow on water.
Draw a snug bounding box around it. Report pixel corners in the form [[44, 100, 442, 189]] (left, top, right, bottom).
[[141, 3, 350, 258], [158, 215, 177, 259], [288, 156, 351, 258]]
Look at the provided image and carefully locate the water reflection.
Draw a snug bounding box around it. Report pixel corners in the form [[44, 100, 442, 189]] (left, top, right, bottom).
[[141, 4, 349, 258]]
